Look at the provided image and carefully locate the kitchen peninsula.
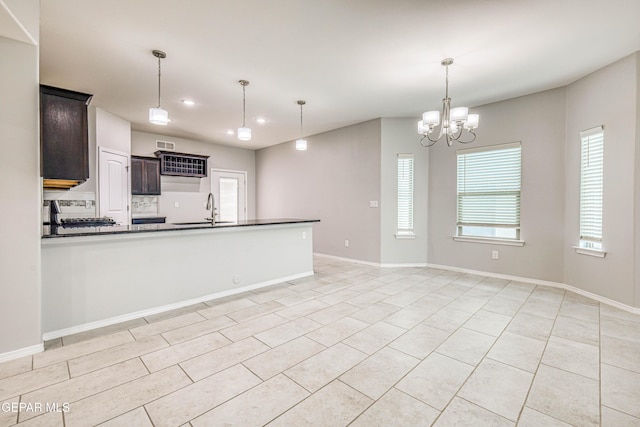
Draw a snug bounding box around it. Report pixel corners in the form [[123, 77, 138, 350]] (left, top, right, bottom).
[[41, 219, 318, 340]]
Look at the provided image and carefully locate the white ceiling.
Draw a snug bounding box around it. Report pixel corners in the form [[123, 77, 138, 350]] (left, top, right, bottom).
[[40, 0, 640, 150]]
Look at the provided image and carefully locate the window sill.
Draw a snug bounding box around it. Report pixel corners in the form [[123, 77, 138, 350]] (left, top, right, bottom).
[[453, 236, 525, 247], [395, 231, 416, 240], [572, 246, 606, 258]]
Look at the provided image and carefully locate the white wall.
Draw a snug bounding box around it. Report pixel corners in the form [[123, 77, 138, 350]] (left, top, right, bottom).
[[427, 88, 567, 282], [564, 53, 638, 306], [380, 118, 428, 265], [0, 0, 41, 357], [131, 131, 256, 223], [256, 120, 382, 263], [96, 108, 131, 153]]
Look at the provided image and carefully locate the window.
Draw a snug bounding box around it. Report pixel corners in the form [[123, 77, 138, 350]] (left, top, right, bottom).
[[396, 154, 414, 238], [579, 126, 604, 251], [456, 142, 522, 241]]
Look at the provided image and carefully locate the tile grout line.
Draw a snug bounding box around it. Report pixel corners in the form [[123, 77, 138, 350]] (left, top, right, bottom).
[[513, 287, 566, 425]]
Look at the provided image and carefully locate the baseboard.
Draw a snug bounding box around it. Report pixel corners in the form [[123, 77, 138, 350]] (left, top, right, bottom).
[[314, 252, 427, 268], [426, 262, 640, 315], [42, 270, 315, 341], [0, 343, 43, 363]]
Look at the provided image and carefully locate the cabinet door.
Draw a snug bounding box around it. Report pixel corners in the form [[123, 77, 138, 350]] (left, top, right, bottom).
[[40, 86, 92, 183], [131, 157, 144, 195], [143, 159, 161, 195], [41, 93, 89, 181]]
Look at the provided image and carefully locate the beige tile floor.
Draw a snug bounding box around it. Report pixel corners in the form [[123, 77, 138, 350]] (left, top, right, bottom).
[[1, 256, 640, 426]]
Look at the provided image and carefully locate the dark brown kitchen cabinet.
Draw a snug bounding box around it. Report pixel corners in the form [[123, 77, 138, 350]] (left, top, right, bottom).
[[155, 150, 209, 178], [40, 85, 93, 190], [131, 156, 161, 195]]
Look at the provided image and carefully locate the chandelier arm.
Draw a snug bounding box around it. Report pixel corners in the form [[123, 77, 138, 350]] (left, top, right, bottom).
[[419, 134, 439, 148], [456, 131, 477, 144]]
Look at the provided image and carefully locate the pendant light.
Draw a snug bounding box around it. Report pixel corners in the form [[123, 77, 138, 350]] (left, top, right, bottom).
[[296, 100, 307, 151], [237, 80, 251, 141], [149, 50, 169, 126]]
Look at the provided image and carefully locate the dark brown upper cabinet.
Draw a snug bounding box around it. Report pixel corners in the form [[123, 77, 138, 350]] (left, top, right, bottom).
[[131, 156, 161, 195], [40, 85, 93, 190]]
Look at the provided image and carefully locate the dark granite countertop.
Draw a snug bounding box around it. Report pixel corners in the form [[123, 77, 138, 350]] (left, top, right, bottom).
[[42, 218, 320, 239]]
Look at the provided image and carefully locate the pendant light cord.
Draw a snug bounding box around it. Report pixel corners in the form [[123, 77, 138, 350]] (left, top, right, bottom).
[[242, 84, 246, 127], [157, 56, 162, 108], [300, 103, 304, 138]]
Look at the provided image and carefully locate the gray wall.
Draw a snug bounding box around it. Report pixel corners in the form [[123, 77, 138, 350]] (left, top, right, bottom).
[[0, 1, 41, 356], [131, 131, 256, 223], [564, 53, 638, 305], [380, 118, 429, 265], [427, 88, 567, 282], [256, 120, 382, 263], [636, 53, 640, 308]]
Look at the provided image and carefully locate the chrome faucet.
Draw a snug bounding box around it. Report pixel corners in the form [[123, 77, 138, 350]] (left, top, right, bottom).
[[205, 192, 217, 222]]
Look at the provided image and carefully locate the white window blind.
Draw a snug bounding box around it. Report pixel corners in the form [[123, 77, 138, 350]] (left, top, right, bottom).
[[397, 154, 414, 234], [457, 142, 521, 239], [579, 126, 604, 249]]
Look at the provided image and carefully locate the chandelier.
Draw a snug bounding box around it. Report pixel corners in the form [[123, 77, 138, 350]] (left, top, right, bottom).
[[418, 58, 479, 147]]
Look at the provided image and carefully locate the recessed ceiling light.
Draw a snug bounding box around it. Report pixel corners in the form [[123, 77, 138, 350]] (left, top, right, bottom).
[[181, 99, 196, 106], [255, 117, 267, 124], [225, 129, 235, 135]]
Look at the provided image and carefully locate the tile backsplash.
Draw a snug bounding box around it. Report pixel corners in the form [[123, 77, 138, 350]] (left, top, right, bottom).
[[43, 191, 96, 220], [132, 196, 159, 217]]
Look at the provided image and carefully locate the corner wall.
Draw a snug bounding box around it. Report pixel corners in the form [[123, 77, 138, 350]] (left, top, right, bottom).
[[256, 120, 382, 263], [564, 53, 638, 306], [0, 0, 41, 357], [380, 118, 428, 265], [427, 88, 567, 282]]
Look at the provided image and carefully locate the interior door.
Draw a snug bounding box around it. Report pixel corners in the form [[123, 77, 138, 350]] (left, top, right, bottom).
[[98, 147, 129, 224], [211, 169, 247, 222]]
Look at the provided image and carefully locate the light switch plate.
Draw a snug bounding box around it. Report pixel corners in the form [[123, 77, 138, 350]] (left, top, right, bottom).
[[370, 201, 379, 208]]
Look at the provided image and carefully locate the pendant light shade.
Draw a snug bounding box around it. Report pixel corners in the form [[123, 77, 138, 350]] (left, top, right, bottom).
[[149, 107, 168, 125], [149, 50, 169, 126], [296, 100, 307, 151], [238, 80, 251, 141], [238, 127, 252, 141]]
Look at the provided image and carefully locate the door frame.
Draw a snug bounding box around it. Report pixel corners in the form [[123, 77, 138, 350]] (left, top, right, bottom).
[[211, 168, 248, 221], [98, 146, 131, 224]]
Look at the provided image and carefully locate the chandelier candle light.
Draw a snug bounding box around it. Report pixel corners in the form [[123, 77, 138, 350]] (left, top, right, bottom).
[[238, 80, 251, 141], [296, 100, 307, 151], [149, 50, 169, 126], [418, 58, 479, 147]]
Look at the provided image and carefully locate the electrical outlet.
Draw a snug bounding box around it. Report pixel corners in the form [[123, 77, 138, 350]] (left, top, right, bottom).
[[369, 201, 379, 208], [174, 202, 179, 208], [345, 239, 350, 248], [302, 231, 307, 240], [492, 250, 499, 260]]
